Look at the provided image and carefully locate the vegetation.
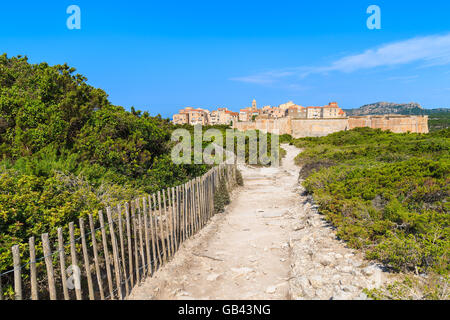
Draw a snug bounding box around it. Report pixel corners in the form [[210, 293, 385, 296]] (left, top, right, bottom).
[[428, 112, 450, 132], [293, 127, 449, 297], [0, 54, 212, 277], [0, 55, 280, 297], [364, 274, 449, 300], [236, 169, 244, 186], [213, 171, 231, 213]]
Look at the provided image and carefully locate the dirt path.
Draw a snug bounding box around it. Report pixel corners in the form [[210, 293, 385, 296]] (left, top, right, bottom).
[[129, 144, 394, 300], [129, 144, 300, 300]]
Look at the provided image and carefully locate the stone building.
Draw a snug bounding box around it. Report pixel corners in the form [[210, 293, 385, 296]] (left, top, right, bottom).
[[239, 99, 259, 121], [172, 112, 188, 125], [239, 108, 252, 122], [279, 101, 296, 110], [221, 110, 239, 125], [288, 105, 307, 119], [306, 106, 322, 119], [262, 105, 275, 116], [172, 107, 210, 125], [210, 107, 232, 125], [321, 102, 346, 118]]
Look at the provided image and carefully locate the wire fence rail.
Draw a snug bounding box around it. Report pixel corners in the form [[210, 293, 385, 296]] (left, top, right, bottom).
[[0, 163, 237, 300]]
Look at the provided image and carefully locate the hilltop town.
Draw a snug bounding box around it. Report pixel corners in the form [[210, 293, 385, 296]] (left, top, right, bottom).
[[172, 99, 346, 126], [172, 99, 428, 137]]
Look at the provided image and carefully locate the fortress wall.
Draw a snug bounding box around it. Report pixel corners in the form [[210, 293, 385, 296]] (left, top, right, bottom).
[[234, 115, 429, 137], [291, 119, 349, 138], [234, 118, 292, 135], [348, 115, 428, 133], [233, 121, 256, 132]]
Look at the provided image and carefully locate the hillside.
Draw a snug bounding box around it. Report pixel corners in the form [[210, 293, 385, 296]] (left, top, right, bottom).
[[344, 102, 449, 116], [293, 127, 450, 299], [0, 54, 214, 275]]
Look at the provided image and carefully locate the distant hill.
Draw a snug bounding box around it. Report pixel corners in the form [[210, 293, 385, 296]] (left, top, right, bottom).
[[344, 102, 450, 116]]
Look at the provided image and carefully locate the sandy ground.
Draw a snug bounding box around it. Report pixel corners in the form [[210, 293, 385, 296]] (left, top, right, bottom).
[[129, 144, 394, 300], [129, 144, 300, 300]]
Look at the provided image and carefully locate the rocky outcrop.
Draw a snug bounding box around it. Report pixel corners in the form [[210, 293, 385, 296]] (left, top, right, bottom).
[[288, 184, 398, 300], [345, 102, 424, 116]]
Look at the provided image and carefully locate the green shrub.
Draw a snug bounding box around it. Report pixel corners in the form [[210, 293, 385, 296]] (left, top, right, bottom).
[[214, 175, 231, 213], [235, 169, 244, 186], [364, 275, 449, 300], [294, 128, 449, 278]]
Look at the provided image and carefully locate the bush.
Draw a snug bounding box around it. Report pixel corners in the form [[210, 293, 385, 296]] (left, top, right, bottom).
[[294, 128, 450, 277], [236, 169, 244, 186], [364, 275, 449, 300], [214, 175, 231, 213], [0, 55, 213, 280]]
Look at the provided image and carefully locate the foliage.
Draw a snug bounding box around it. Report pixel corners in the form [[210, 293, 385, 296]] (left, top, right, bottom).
[[0, 54, 211, 277], [214, 171, 231, 213], [278, 134, 294, 145], [293, 128, 449, 278], [364, 274, 449, 300], [0, 54, 280, 298], [235, 169, 244, 186], [428, 112, 450, 132]]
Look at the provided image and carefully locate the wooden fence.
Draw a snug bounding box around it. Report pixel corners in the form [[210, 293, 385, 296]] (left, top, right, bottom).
[[0, 163, 237, 300]]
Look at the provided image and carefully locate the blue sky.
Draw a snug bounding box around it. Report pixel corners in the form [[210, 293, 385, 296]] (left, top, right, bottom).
[[1, 1, 450, 117]]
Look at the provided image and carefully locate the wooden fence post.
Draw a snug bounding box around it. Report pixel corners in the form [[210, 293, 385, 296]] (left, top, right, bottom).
[[137, 211, 146, 278], [188, 181, 192, 237], [192, 179, 197, 232], [199, 178, 203, 228], [106, 207, 123, 299], [202, 177, 206, 226], [98, 211, 115, 300], [177, 186, 182, 248], [69, 222, 82, 300], [172, 187, 178, 252], [201, 177, 205, 227], [148, 195, 159, 272], [117, 204, 129, 296], [157, 191, 167, 264], [162, 189, 173, 258], [196, 178, 201, 229], [191, 180, 196, 234], [57, 228, 70, 300], [41, 234, 57, 300], [79, 218, 95, 300], [29, 236, 38, 300], [124, 203, 134, 289], [192, 180, 197, 233], [166, 189, 175, 257], [12, 245, 22, 300], [181, 185, 186, 242], [186, 182, 191, 238], [88, 214, 105, 300], [152, 193, 162, 267], [131, 201, 140, 284], [185, 183, 189, 240], [143, 197, 152, 276]]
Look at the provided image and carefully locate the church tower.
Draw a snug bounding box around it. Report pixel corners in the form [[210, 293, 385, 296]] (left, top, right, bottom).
[[252, 99, 257, 110]]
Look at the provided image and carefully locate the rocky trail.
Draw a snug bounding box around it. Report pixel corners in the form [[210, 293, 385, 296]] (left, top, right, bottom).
[[129, 144, 394, 300]]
